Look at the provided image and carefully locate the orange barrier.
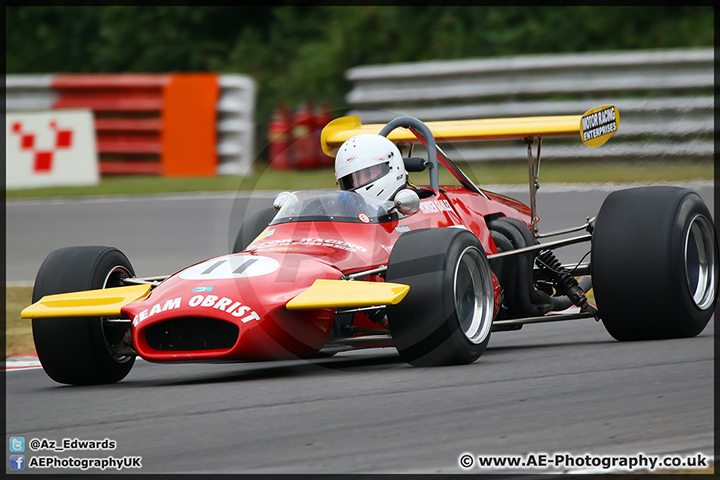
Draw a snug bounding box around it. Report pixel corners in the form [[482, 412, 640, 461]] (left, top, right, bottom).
[[161, 73, 219, 176], [52, 74, 167, 175], [50, 73, 219, 176]]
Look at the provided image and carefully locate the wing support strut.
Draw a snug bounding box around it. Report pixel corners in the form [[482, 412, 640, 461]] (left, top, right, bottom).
[[526, 136, 542, 238]]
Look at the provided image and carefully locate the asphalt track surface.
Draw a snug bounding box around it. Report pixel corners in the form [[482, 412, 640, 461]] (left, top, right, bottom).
[[5, 182, 715, 474]]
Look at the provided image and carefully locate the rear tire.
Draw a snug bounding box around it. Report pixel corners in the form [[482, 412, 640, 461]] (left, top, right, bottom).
[[232, 207, 277, 253], [386, 228, 495, 366], [31, 246, 136, 385], [592, 187, 717, 341]]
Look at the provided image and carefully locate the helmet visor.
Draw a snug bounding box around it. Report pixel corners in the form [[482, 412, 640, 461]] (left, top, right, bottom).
[[339, 162, 390, 191]]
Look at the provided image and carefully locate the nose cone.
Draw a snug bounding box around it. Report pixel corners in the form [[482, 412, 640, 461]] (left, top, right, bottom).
[[124, 252, 341, 361]]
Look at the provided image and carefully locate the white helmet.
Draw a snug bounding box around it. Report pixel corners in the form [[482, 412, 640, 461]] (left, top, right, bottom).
[[335, 134, 407, 202]]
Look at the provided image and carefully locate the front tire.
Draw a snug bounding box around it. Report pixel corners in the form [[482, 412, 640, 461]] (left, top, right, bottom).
[[592, 186, 717, 341], [386, 228, 495, 366], [31, 246, 137, 385]]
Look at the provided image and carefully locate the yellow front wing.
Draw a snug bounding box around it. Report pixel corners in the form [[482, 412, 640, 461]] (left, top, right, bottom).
[[286, 279, 409, 310], [21, 284, 152, 319]]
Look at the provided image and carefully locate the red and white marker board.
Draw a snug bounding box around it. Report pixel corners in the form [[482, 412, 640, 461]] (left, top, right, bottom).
[[6, 109, 99, 189]]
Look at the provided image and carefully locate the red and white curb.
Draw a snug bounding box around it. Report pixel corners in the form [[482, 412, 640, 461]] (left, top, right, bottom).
[[5, 354, 42, 371]]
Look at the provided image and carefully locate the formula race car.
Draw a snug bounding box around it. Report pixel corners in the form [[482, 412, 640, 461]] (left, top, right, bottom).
[[22, 107, 717, 385]]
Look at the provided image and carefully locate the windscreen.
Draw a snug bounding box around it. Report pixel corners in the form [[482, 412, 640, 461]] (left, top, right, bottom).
[[270, 190, 393, 225]]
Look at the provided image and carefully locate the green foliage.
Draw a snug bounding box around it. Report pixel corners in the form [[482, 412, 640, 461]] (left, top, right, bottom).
[[6, 6, 714, 158]]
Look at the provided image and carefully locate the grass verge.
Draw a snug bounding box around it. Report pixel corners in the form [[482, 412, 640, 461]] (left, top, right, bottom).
[[5, 286, 35, 357], [5, 159, 714, 199]]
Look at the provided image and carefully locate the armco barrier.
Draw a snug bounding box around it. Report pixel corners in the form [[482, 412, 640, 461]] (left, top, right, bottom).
[[216, 75, 256, 176], [6, 73, 255, 176], [344, 47, 713, 163]]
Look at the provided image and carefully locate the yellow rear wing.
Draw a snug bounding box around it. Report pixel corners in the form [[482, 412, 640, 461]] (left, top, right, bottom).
[[321, 105, 618, 157]]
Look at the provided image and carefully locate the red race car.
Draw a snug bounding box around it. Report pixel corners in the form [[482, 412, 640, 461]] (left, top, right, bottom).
[[22, 107, 717, 385]]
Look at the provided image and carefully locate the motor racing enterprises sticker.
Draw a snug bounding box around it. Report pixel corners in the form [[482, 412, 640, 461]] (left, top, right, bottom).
[[580, 105, 619, 147]]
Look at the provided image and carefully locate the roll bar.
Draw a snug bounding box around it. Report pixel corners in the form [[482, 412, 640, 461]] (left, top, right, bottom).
[[378, 116, 439, 191]]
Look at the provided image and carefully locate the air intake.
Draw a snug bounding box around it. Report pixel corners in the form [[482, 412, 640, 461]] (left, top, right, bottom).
[[144, 317, 239, 351]]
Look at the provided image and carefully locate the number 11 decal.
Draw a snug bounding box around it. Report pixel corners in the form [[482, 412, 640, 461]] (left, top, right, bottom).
[[180, 255, 279, 280]]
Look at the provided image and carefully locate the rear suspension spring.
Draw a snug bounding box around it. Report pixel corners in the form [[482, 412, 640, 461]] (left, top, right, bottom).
[[536, 250, 588, 308]]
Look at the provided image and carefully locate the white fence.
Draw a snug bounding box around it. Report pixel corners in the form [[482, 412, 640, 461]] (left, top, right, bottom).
[[216, 75, 256, 175], [345, 48, 714, 162]]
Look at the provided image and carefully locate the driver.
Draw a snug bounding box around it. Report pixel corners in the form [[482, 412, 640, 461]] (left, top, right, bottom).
[[334, 133, 408, 204]]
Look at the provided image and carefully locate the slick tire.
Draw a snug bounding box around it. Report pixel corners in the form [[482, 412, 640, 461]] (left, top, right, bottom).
[[31, 246, 136, 385], [386, 228, 495, 366], [232, 207, 277, 253], [592, 186, 717, 341]]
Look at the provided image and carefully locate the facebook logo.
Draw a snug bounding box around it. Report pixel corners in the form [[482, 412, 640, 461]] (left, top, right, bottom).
[[9, 437, 25, 452], [9, 455, 25, 470]]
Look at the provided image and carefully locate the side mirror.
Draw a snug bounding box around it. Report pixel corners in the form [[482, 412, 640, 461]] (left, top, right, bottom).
[[273, 191, 291, 211], [393, 189, 420, 216]]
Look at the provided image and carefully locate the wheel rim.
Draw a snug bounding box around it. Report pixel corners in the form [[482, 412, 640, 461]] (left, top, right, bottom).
[[101, 265, 134, 363], [684, 214, 717, 310], [453, 246, 494, 344]]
